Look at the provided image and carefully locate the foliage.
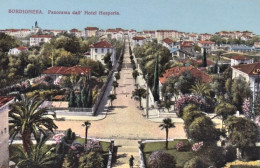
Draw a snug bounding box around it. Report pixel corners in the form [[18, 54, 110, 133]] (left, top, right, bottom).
[[78, 152, 104, 168], [69, 90, 76, 107], [226, 116, 258, 153], [175, 95, 205, 117], [152, 55, 159, 101], [215, 102, 237, 122], [202, 48, 207, 67], [159, 118, 175, 150], [132, 88, 146, 108], [147, 151, 176, 168], [175, 71, 196, 94], [190, 81, 211, 99], [79, 58, 105, 77], [224, 160, 260, 168], [192, 142, 204, 152], [9, 94, 57, 153], [184, 157, 209, 168], [132, 70, 139, 83], [11, 135, 57, 168]]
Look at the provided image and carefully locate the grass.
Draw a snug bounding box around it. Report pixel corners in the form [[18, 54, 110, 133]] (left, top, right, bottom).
[[142, 139, 194, 168]]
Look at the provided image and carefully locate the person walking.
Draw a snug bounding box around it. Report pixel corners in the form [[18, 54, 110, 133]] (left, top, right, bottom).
[[129, 155, 134, 168]]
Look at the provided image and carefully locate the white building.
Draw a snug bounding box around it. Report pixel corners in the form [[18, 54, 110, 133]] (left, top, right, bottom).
[[0, 96, 14, 168], [8, 46, 28, 55], [1, 29, 31, 38], [85, 27, 99, 37], [69, 29, 84, 38], [231, 55, 253, 66], [29, 35, 53, 46], [197, 41, 215, 52], [232, 62, 260, 92], [162, 38, 174, 49], [90, 40, 116, 66], [132, 36, 146, 46]]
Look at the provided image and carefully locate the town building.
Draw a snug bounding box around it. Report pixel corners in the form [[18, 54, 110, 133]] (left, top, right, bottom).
[[69, 29, 84, 38], [229, 45, 253, 52], [143, 30, 155, 39], [0, 96, 14, 168], [199, 33, 212, 41], [90, 40, 116, 65], [232, 62, 260, 92], [43, 29, 65, 36], [29, 34, 53, 46], [197, 40, 215, 52], [0, 29, 31, 38], [84, 27, 99, 37], [155, 30, 178, 42], [188, 34, 198, 42], [230, 55, 253, 66], [41, 66, 91, 85], [180, 41, 195, 57], [162, 38, 174, 49], [8, 46, 28, 55], [254, 42, 260, 51], [132, 36, 146, 46]]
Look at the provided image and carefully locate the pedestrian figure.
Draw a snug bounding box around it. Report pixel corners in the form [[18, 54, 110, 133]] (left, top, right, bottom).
[[129, 155, 134, 168]]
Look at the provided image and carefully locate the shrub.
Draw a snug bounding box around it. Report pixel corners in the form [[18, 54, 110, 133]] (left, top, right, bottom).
[[224, 160, 260, 168], [147, 151, 176, 168], [184, 157, 209, 168]]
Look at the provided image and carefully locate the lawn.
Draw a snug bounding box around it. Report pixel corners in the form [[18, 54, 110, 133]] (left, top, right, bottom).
[[142, 139, 194, 168]]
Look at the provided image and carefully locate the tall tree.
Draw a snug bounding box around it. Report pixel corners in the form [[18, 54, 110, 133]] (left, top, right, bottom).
[[87, 89, 93, 108], [132, 70, 139, 83], [215, 102, 237, 128], [202, 48, 207, 67], [152, 55, 159, 101], [69, 90, 76, 107], [159, 118, 175, 150], [132, 88, 146, 109], [76, 93, 82, 108], [9, 95, 57, 154], [12, 135, 57, 168], [81, 86, 88, 108], [226, 116, 258, 159], [108, 94, 117, 107]]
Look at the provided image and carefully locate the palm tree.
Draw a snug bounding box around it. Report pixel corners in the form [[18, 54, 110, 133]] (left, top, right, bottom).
[[82, 121, 91, 146], [132, 70, 139, 83], [190, 81, 211, 99], [11, 135, 57, 168], [159, 118, 175, 150], [132, 88, 146, 109], [112, 81, 119, 94], [9, 94, 57, 154], [108, 94, 117, 107]]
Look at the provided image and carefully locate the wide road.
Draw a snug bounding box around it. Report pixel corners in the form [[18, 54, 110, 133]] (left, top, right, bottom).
[[54, 39, 186, 140]]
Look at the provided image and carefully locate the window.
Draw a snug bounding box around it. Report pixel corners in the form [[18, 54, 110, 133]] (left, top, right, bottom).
[[95, 49, 98, 53], [101, 48, 104, 53], [107, 49, 110, 53]]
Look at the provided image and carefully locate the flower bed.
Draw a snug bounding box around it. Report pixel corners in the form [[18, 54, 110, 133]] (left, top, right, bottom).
[[224, 160, 260, 168]]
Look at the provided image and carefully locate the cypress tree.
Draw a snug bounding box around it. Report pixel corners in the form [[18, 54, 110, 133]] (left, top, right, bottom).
[[87, 89, 93, 108], [81, 86, 87, 108], [69, 90, 76, 107], [76, 93, 82, 108], [202, 48, 207, 67], [152, 55, 159, 101]]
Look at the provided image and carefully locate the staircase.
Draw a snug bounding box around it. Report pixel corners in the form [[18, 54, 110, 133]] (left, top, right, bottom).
[[112, 139, 140, 168]]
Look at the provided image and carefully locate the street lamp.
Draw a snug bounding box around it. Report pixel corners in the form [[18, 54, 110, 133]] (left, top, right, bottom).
[[82, 121, 91, 146], [146, 73, 149, 118]]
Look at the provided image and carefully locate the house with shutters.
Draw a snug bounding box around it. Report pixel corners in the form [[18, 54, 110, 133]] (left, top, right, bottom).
[[162, 38, 174, 49], [0, 96, 14, 168], [230, 55, 253, 66], [132, 36, 146, 46], [90, 40, 116, 66]]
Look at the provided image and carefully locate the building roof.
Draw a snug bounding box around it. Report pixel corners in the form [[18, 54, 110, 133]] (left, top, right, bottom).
[[181, 41, 194, 47], [85, 27, 98, 30], [198, 41, 215, 44], [231, 55, 250, 60], [143, 30, 155, 34], [162, 38, 174, 44], [159, 65, 211, 84], [230, 45, 253, 50], [90, 40, 113, 48], [132, 36, 146, 40], [17, 46, 28, 51], [42, 66, 91, 75], [232, 63, 260, 76], [31, 35, 53, 38], [170, 48, 180, 53], [0, 96, 14, 108]]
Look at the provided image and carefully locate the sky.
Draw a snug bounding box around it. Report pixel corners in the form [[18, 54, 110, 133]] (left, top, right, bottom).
[[1, 0, 260, 34]]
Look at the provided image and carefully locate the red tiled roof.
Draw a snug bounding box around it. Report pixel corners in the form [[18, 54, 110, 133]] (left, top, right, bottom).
[[17, 46, 28, 51], [198, 41, 215, 44], [132, 36, 145, 40], [232, 63, 260, 75], [90, 40, 113, 48], [231, 55, 250, 60], [159, 65, 211, 84], [31, 35, 53, 38], [42, 66, 91, 75], [85, 27, 98, 30], [106, 29, 119, 33], [162, 38, 173, 44], [20, 29, 30, 31], [181, 41, 194, 47], [0, 96, 14, 108], [143, 30, 155, 34]]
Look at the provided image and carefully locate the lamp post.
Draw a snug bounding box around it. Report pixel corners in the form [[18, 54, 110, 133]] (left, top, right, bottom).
[[82, 121, 91, 147], [146, 74, 149, 118]]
